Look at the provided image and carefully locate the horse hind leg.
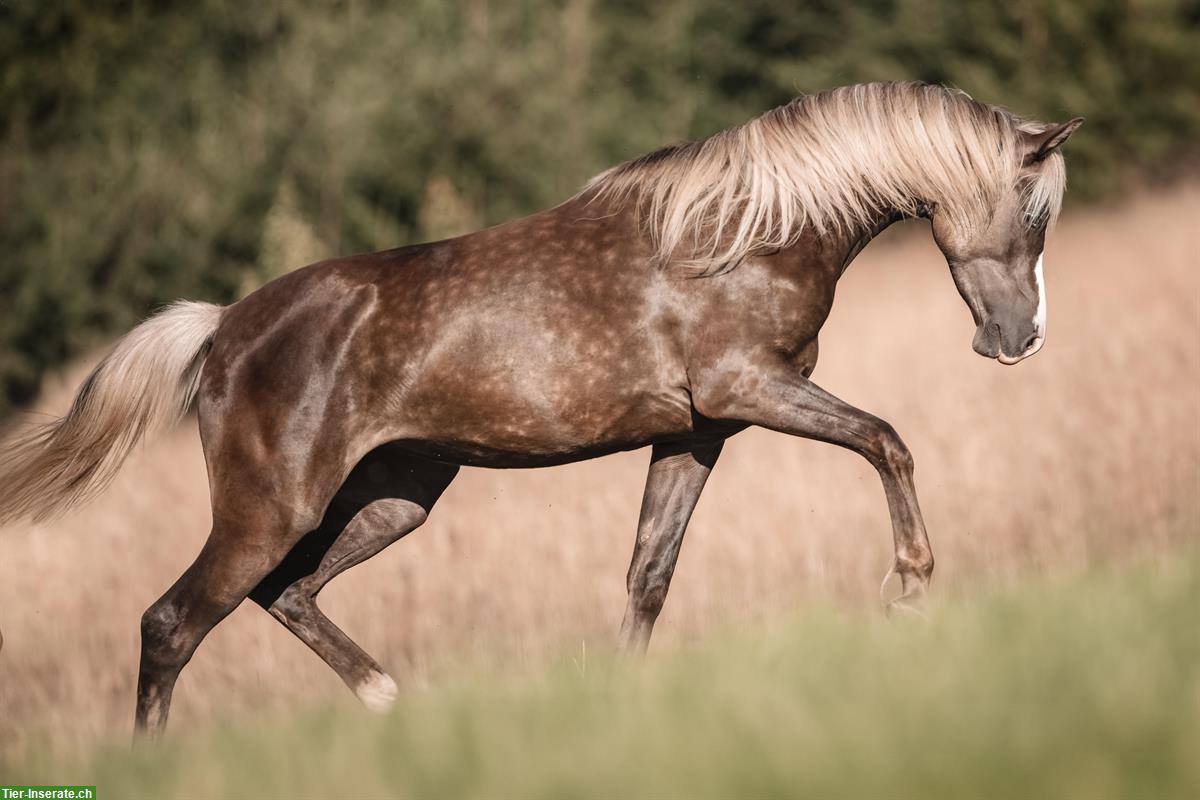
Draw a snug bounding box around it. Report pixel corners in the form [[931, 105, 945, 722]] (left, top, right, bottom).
[[135, 500, 319, 738], [135, 416, 359, 739], [248, 449, 458, 712]]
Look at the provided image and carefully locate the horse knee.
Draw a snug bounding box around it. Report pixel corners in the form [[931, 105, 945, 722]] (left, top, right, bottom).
[[269, 582, 318, 629], [869, 422, 914, 475]]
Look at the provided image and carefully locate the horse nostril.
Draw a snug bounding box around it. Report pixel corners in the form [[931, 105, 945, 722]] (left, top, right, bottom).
[[1020, 333, 1039, 353]]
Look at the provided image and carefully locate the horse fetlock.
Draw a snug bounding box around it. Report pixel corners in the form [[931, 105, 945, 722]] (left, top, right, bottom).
[[632, 579, 670, 617], [897, 550, 935, 585], [879, 550, 934, 611], [134, 684, 174, 740]]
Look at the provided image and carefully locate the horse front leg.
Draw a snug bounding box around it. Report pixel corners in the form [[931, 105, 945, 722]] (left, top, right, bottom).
[[619, 439, 723, 655], [694, 361, 934, 612]]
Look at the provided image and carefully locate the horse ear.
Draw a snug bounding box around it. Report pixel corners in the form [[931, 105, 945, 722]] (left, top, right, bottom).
[[1025, 117, 1084, 163]]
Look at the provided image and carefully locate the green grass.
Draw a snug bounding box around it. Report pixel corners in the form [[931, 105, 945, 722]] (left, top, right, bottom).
[[11, 552, 1200, 799]]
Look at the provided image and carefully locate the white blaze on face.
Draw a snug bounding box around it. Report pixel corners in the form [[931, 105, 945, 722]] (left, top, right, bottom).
[[1033, 252, 1047, 339], [1021, 251, 1047, 358], [1000, 251, 1047, 364]]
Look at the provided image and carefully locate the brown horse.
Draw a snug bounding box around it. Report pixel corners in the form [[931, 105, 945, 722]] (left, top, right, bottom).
[[0, 82, 1081, 736]]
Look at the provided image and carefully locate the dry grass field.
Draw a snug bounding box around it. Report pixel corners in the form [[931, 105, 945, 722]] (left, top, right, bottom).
[[1, 184, 1197, 763]]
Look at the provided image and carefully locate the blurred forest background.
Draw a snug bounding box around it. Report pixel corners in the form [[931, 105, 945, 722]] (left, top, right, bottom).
[[1, 0, 1199, 416]]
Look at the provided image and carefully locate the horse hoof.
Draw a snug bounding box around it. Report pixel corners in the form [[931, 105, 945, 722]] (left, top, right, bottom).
[[355, 670, 398, 713], [885, 599, 929, 621]]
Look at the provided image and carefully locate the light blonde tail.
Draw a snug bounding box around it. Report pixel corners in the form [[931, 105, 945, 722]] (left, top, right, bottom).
[[0, 301, 224, 524]]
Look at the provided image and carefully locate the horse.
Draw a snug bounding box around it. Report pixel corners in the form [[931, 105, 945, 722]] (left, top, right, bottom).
[[0, 81, 1081, 736]]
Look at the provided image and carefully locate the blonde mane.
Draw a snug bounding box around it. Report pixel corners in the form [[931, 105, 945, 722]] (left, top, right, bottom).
[[585, 81, 1067, 274]]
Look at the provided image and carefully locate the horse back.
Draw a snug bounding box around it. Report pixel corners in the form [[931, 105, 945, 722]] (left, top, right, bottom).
[[199, 198, 701, 467]]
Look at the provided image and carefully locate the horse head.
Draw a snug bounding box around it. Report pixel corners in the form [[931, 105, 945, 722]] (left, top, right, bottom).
[[931, 117, 1083, 364]]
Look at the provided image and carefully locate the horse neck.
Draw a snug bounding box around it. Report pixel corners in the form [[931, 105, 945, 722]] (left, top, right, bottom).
[[830, 205, 918, 276]]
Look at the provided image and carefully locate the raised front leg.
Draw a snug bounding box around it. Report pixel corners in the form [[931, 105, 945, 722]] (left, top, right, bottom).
[[695, 360, 934, 608], [619, 439, 723, 655]]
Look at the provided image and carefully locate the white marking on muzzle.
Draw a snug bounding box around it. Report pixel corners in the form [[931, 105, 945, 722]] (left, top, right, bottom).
[[355, 670, 398, 713]]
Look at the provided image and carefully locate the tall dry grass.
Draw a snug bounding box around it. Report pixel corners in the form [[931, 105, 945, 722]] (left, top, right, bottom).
[[1, 185, 1197, 760]]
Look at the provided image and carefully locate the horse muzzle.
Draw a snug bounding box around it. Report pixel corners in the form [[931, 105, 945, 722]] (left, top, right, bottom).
[[973, 321, 1045, 365]]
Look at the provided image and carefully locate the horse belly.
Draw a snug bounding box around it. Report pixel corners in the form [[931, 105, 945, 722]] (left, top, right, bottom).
[[393, 388, 693, 467], [385, 351, 694, 468]]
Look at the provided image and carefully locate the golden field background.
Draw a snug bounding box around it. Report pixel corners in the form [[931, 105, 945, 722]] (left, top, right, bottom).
[[1, 186, 1197, 761]]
